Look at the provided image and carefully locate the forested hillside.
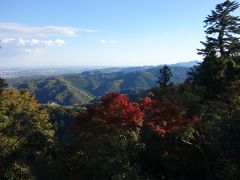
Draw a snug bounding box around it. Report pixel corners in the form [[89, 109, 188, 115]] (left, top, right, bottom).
[[10, 77, 93, 105], [1, 1, 240, 179], [9, 66, 190, 105]]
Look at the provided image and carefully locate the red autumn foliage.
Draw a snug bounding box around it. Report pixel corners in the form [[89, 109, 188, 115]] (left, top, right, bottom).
[[73, 93, 200, 136], [93, 93, 144, 128], [139, 97, 200, 136]]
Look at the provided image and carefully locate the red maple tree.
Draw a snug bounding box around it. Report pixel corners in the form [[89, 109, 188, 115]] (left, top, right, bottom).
[[73, 93, 200, 137], [140, 97, 200, 136]]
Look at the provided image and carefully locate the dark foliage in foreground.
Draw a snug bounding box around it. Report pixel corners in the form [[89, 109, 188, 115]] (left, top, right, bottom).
[[1, 0, 240, 179]]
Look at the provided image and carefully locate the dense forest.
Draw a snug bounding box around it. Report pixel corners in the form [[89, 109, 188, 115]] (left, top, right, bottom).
[[1, 0, 240, 179], [8, 65, 190, 106]]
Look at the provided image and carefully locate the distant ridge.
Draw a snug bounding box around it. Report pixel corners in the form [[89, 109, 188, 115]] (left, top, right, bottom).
[[6, 60, 199, 106], [1, 60, 200, 78], [170, 60, 201, 67], [9, 65, 190, 106]]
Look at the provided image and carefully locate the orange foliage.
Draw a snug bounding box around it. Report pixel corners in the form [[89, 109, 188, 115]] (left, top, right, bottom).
[[3, 89, 39, 112]]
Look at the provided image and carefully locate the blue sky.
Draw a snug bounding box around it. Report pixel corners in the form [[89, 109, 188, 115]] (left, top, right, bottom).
[[0, 0, 234, 66]]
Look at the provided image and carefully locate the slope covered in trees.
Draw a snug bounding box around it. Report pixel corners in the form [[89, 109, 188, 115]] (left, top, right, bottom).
[[0, 82, 57, 179], [9, 66, 190, 106], [11, 77, 94, 106], [1, 0, 240, 179]]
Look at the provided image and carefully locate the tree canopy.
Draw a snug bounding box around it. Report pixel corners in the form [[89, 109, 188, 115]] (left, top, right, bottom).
[[198, 0, 240, 57]]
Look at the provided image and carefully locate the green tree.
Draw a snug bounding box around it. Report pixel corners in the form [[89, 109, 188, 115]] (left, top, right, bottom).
[[156, 65, 173, 88], [0, 89, 56, 179], [186, 1, 240, 179], [188, 0, 240, 103], [198, 0, 240, 57], [188, 52, 227, 100], [152, 65, 175, 102], [0, 77, 7, 94]]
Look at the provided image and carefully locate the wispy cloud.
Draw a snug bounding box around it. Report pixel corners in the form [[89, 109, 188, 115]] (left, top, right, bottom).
[[0, 23, 97, 56], [78, 28, 98, 33], [0, 38, 65, 56], [2, 38, 65, 47], [100, 40, 118, 44], [0, 23, 97, 37]]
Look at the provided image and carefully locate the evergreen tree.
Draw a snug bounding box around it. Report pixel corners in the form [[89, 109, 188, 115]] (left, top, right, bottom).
[[188, 0, 240, 101], [152, 65, 175, 102], [188, 51, 227, 100], [156, 65, 173, 88], [186, 2, 240, 178], [198, 0, 240, 57], [0, 77, 7, 94]]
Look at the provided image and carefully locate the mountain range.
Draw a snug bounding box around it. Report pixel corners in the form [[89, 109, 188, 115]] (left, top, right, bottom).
[[7, 61, 199, 106]]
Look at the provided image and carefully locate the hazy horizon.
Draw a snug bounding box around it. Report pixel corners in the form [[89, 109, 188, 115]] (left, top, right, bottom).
[[1, 0, 237, 67], [0, 60, 200, 68]]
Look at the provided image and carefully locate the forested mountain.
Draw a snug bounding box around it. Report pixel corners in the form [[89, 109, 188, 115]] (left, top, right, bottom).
[[11, 77, 93, 105], [9, 65, 190, 105], [1, 1, 240, 179]]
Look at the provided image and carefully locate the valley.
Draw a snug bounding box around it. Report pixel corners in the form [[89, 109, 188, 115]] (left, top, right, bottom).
[[7, 63, 193, 105]]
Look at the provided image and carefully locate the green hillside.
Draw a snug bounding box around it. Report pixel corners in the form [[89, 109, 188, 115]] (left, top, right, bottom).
[[11, 77, 94, 105], [9, 66, 190, 105]]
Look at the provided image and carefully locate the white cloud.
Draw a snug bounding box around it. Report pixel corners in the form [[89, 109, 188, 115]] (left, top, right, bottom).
[[22, 48, 33, 53], [0, 23, 97, 37], [0, 23, 97, 57], [2, 38, 15, 43], [78, 28, 98, 33], [18, 38, 25, 45], [2, 38, 65, 47], [43, 39, 65, 46], [24, 48, 43, 54], [100, 39, 118, 44], [0, 38, 65, 56]]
